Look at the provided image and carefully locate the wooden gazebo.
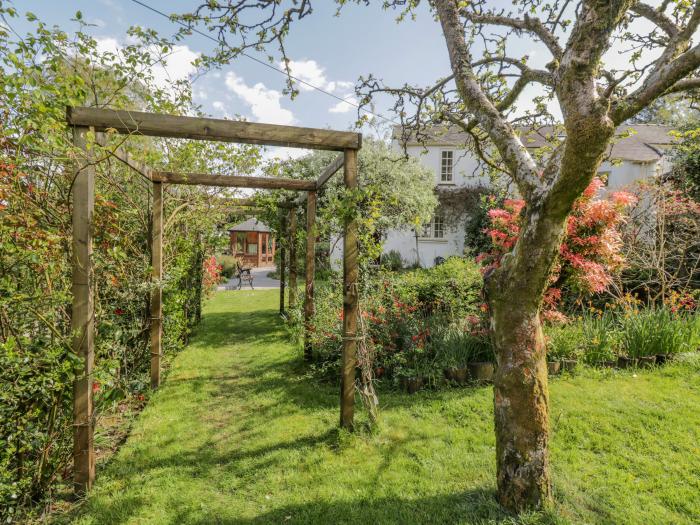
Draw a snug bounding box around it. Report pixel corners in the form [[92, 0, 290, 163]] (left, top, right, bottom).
[[229, 218, 276, 267]]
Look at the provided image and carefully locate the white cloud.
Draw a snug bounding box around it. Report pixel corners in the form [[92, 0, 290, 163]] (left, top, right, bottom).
[[95, 36, 120, 56], [328, 80, 354, 92], [94, 37, 198, 94], [329, 96, 358, 114], [193, 88, 208, 101], [224, 71, 295, 125], [264, 147, 311, 162], [284, 59, 329, 92], [282, 60, 357, 109], [212, 101, 225, 111], [151, 45, 199, 91]]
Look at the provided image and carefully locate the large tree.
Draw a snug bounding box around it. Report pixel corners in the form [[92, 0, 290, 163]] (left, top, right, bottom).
[[178, 0, 700, 513]]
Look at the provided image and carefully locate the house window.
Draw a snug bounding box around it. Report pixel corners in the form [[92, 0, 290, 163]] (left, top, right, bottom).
[[422, 212, 445, 239], [433, 214, 445, 238], [440, 150, 453, 183], [235, 232, 245, 253], [247, 242, 258, 255]]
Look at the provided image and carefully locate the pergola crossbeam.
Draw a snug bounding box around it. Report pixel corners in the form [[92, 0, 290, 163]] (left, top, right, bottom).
[[67, 106, 361, 151], [293, 154, 345, 206], [151, 171, 316, 191], [316, 154, 345, 189]]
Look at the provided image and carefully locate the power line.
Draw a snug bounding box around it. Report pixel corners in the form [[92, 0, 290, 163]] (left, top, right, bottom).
[[129, 0, 397, 125]]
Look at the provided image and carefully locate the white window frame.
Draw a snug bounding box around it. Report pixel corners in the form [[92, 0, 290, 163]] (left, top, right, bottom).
[[440, 150, 454, 183], [421, 212, 446, 240]]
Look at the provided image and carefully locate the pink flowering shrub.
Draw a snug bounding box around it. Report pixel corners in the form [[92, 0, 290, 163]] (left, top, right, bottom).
[[479, 177, 637, 319], [202, 255, 223, 295]]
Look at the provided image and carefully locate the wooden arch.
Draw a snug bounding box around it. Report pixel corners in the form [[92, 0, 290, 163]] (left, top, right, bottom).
[[67, 107, 361, 493]]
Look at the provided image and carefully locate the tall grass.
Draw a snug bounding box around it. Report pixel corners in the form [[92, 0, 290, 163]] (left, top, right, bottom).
[[546, 307, 699, 364], [620, 308, 699, 357]]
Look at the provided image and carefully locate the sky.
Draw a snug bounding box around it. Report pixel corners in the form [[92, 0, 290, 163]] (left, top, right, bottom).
[[8, 0, 454, 147], [6, 0, 673, 160]]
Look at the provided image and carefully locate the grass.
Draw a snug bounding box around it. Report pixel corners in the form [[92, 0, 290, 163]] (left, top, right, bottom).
[[57, 290, 700, 524]]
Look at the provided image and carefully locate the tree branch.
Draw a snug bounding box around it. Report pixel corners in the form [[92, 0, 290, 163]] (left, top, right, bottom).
[[663, 76, 700, 95], [432, 0, 543, 201], [612, 42, 700, 123], [460, 9, 564, 60], [629, 2, 679, 37]]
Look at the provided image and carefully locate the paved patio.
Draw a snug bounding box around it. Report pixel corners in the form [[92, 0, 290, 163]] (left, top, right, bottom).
[[217, 266, 280, 291]]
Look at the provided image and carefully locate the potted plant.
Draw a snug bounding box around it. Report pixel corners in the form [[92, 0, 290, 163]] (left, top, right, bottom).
[[616, 353, 637, 369], [637, 353, 657, 368], [399, 374, 424, 394], [545, 323, 582, 373], [466, 336, 495, 383], [434, 326, 471, 385], [547, 361, 561, 375]]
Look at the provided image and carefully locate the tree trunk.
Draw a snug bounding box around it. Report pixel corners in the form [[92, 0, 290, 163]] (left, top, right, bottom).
[[484, 198, 579, 511], [489, 293, 551, 510]]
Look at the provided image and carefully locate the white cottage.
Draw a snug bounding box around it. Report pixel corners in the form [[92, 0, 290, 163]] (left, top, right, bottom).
[[330, 124, 675, 268]]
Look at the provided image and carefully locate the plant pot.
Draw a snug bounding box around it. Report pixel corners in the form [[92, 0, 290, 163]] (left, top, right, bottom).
[[444, 367, 469, 384], [468, 362, 494, 382], [560, 359, 577, 372], [374, 366, 385, 379], [603, 360, 617, 368], [638, 355, 657, 368], [655, 353, 669, 366], [547, 361, 561, 375], [400, 376, 424, 394], [617, 356, 637, 369]]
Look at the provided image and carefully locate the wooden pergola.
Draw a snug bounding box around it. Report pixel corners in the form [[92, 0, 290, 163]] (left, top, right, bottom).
[[66, 106, 361, 493]]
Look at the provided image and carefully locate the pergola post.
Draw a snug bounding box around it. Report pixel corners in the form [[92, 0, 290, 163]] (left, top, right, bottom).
[[340, 148, 359, 430], [279, 213, 287, 316], [303, 191, 317, 362], [288, 207, 298, 310], [150, 181, 163, 389], [71, 126, 96, 492]]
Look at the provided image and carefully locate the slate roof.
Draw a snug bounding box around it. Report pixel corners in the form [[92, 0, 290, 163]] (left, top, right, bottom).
[[393, 123, 675, 162], [229, 218, 271, 233]]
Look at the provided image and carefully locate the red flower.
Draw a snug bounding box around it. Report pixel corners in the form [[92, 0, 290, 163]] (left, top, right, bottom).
[[114, 308, 125, 315]]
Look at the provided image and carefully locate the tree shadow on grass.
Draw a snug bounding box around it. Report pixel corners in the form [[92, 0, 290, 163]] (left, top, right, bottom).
[[194, 308, 286, 347], [167, 488, 562, 525], [56, 296, 558, 525]]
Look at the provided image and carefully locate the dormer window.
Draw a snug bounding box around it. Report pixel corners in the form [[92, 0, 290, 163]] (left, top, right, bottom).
[[440, 150, 453, 183]]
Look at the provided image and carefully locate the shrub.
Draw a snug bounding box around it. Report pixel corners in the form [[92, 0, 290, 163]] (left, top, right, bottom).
[[432, 325, 493, 367], [579, 312, 620, 365], [380, 250, 404, 271], [479, 178, 636, 318], [305, 257, 484, 380], [545, 323, 585, 361], [216, 254, 240, 279]]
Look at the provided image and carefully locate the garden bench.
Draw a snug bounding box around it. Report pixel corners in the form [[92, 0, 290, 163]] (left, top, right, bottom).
[[235, 262, 254, 290]]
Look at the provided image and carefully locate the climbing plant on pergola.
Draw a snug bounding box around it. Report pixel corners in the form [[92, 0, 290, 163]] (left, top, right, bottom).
[[66, 106, 362, 494]]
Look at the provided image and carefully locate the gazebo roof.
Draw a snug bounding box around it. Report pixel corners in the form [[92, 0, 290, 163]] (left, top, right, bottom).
[[229, 217, 271, 233]]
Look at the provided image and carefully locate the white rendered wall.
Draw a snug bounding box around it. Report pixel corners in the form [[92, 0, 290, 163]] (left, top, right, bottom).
[[356, 141, 665, 269]]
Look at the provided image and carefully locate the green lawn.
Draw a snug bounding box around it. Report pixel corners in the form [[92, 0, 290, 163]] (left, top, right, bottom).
[[61, 290, 700, 524]]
